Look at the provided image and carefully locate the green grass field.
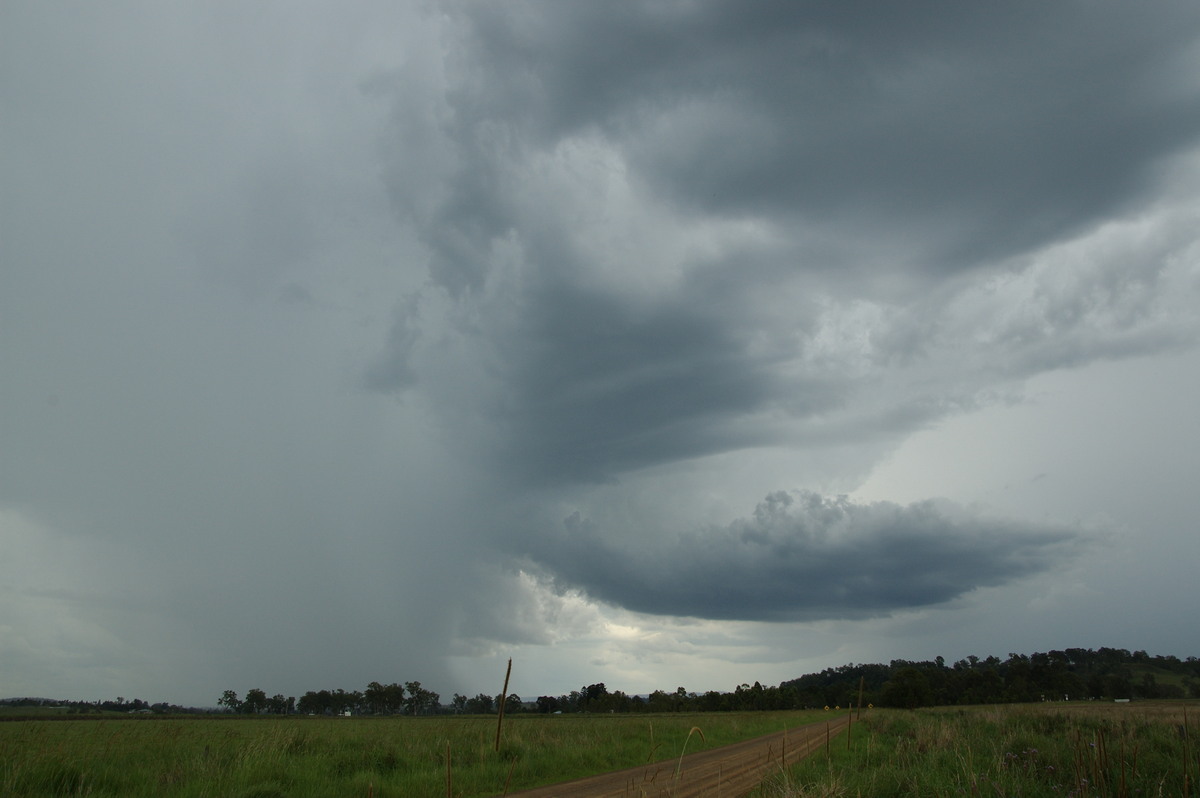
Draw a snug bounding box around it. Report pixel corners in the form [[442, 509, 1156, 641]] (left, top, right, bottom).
[[7, 703, 1194, 797], [0, 709, 824, 797], [755, 701, 1198, 797]]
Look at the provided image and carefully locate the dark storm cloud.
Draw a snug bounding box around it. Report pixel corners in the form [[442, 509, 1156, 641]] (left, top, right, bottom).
[[535, 491, 1084, 621], [482, 281, 842, 484], [371, 1, 1200, 481], [370, 269, 817, 483], [4, 0, 1199, 704], [361, 2, 1200, 621], [455, 1, 1200, 273]]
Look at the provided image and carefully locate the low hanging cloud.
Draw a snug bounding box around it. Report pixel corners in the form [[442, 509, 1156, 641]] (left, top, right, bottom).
[[533, 491, 1085, 622]]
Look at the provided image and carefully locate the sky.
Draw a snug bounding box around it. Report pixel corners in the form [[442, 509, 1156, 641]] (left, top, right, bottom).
[[3, 1, 1199, 708]]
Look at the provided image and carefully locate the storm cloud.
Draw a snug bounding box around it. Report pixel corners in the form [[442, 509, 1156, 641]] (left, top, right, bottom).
[[538, 491, 1084, 621], [371, 1, 1200, 469], [363, 0, 1200, 622], [3, 1, 1200, 704]]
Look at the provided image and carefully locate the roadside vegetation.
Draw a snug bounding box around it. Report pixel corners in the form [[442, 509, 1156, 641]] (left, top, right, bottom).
[[756, 702, 1197, 798]]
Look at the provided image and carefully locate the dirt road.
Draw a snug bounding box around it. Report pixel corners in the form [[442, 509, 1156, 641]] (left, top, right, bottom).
[[503, 714, 850, 798]]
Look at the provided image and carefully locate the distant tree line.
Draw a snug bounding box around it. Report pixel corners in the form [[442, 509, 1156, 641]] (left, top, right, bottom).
[[520, 650, 1199, 714], [6, 647, 1195, 719], [0, 696, 208, 715], [214, 648, 1198, 717], [217, 680, 444, 716]]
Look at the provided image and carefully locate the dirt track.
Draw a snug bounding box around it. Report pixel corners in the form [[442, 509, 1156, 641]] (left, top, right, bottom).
[[503, 714, 850, 798]]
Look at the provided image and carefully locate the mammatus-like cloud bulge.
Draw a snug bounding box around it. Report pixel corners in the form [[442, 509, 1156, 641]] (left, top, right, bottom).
[[535, 491, 1084, 621]]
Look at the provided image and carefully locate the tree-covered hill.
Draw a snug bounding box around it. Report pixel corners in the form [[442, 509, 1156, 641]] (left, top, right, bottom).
[[776, 648, 1199, 709]]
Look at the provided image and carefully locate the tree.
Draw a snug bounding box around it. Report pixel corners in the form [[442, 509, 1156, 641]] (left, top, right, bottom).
[[365, 681, 386, 714], [404, 681, 439, 715], [465, 693, 494, 714], [697, 690, 728, 712], [365, 682, 405, 715], [218, 690, 241, 713], [647, 690, 673, 713], [605, 690, 634, 713], [329, 689, 363, 715], [451, 693, 468, 714], [560, 690, 582, 713], [243, 688, 268, 715], [880, 668, 934, 708], [581, 683, 608, 711], [298, 690, 334, 715]]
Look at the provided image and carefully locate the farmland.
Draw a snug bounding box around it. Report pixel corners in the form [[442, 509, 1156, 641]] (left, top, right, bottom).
[[4, 701, 1196, 797], [0, 709, 825, 797]]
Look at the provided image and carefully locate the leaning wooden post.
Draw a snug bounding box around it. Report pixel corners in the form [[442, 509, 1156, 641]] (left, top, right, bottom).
[[495, 658, 512, 752]]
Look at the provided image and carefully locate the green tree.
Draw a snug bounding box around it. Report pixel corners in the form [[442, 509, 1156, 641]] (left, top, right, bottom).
[[329, 689, 362, 715], [243, 688, 268, 714], [298, 689, 333, 715], [465, 693, 494, 714], [404, 681, 439, 715], [365, 682, 405, 714], [647, 690, 673, 713], [218, 690, 241, 713], [880, 668, 934, 708], [581, 683, 608, 711]]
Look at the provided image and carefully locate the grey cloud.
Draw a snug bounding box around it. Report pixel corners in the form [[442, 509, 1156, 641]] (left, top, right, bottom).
[[365, 294, 422, 392], [371, 207, 1198, 490], [366, 1, 1200, 495], [535, 491, 1084, 621], [370, 257, 852, 485], [3, 0, 1199, 706], [487, 283, 808, 484], [455, 1, 1200, 274]]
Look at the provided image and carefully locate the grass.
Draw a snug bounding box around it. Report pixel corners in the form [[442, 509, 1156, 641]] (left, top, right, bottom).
[[754, 701, 1198, 798], [0, 710, 824, 797]]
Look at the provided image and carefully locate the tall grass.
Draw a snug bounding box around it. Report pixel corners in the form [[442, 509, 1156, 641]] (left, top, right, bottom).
[[756, 701, 1198, 798], [0, 710, 822, 797]]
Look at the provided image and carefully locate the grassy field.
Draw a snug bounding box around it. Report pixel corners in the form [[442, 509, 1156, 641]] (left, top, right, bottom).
[[0, 709, 823, 797], [755, 701, 1198, 797]]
